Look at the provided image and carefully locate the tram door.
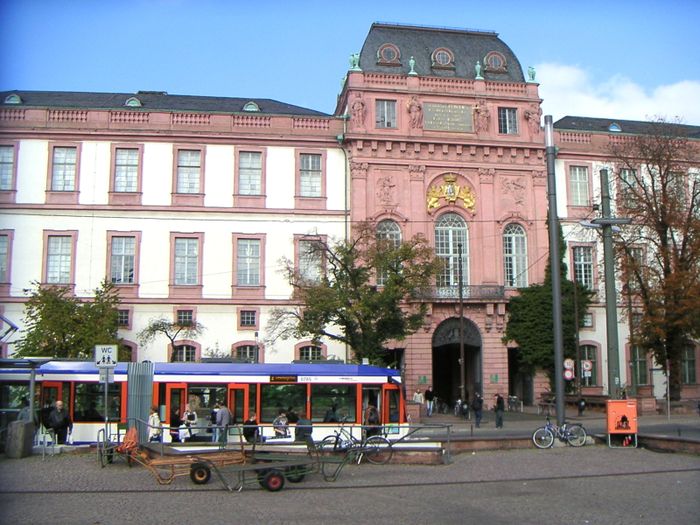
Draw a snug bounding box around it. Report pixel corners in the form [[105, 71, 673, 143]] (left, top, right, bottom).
[[40, 381, 69, 427], [165, 383, 187, 424], [227, 385, 247, 424]]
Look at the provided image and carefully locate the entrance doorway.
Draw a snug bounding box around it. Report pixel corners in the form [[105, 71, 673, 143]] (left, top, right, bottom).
[[432, 317, 482, 408]]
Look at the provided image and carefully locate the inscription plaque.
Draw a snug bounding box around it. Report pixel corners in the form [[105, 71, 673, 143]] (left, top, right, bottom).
[[423, 103, 473, 132]]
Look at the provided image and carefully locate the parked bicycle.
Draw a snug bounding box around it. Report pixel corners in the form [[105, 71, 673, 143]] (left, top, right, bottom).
[[532, 416, 587, 449], [319, 416, 393, 464]]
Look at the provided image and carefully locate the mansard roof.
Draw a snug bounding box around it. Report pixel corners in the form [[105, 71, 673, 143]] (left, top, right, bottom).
[[555, 116, 700, 139], [0, 90, 329, 117], [359, 22, 525, 83]]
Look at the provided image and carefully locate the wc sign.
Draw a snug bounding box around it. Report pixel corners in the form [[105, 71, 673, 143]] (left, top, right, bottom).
[[94, 344, 118, 368]]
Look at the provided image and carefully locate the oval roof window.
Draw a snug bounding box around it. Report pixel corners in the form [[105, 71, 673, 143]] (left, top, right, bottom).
[[243, 101, 260, 112]]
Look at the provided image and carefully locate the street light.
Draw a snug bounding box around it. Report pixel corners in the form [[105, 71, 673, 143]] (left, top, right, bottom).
[[591, 169, 631, 399]]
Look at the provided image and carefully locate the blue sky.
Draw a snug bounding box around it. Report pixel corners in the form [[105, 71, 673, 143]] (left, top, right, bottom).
[[1, 0, 698, 123]]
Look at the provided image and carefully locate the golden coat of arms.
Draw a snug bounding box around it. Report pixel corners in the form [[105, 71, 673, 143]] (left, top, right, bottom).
[[426, 174, 476, 213]]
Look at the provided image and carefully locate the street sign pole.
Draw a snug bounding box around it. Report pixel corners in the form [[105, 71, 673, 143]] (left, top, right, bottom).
[[95, 345, 117, 444]]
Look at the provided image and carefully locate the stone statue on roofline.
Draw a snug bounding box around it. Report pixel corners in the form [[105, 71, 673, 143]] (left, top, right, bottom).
[[475, 61, 484, 80], [528, 66, 536, 82], [349, 53, 361, 71]]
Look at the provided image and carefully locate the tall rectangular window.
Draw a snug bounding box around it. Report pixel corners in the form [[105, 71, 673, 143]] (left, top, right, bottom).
[[114, 148, 139, 192], [573, 246, 593, 290], [375, 100, 396, 128], [619, 168, 637, 208], [46, 235, 72, 284], [237, 239, 260, 286], [569, 166, 590, 206], [298, 239, 323, 284], [681, 345, 696, 384], [0, 145, 14, 191], [238, 151, 262, 195], [176, 150, 201, 193], [51, 147, 77, 191], [630, 345, 648, 385], [110, 236, 135, 284], [299, 154, 322, 197], [0, 235, 8, 282], [503, 224, 528, 288], [174, 238, 199, 285], [498, 108, 518, 134]]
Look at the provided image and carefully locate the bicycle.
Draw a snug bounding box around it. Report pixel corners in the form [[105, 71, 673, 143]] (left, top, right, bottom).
[[319, 417, 393, 465], [532, 416, 587, 448]]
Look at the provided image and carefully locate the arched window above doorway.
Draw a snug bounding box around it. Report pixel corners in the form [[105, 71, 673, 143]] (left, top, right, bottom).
[[435, 213, 468, 293], [376, 219, 402, 286]]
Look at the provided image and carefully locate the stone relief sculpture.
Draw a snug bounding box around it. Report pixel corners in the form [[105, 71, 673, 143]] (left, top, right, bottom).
[[475, 101, 490, 133], [350, 161, 369, 179], [376, 175, 396, 205], [502, 177, 526, 206], [407, 96, 423, 128], [524, 104, 542, 135], [351, 95, 365, 127]]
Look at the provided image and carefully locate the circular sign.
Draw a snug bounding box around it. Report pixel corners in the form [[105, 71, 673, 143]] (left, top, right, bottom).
[[582, 360, 593, 372], [564, 369, 575, 381], [564, 358, 575, 370]]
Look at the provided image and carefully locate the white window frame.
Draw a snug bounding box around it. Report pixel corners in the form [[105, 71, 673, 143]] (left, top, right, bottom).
[[497, 107, 518, 135], [237, 238, 261, 286], [503, 223, 528, 288], [238, 151, 262, 195], [176, 149, 201, 194], [573, 246, 594, 290], [110, 236, 135, 284], [51, 146, 77, 191], [114, 148, 139, 193], [569, 166, 590, 206], [435, 213, 468, 289], [375, 99, 397, 128], [174, 237, 199, 285], [299, 153, 322, 197]]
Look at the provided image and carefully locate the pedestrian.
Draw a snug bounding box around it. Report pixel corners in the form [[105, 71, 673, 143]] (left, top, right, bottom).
[[323, 404, 339, 423], [364, 403, 380, 438], [213, 400, 231, 443], [169, 406, 182, 443], [182, 403, 197, 439], [412, 388, 424, 404], [495, 393, 505, 428], [424, 385, 435, 417], [48, 400, 73, 444], [17, 397, 33, 423], [472, 393, 483, 428], [243, 412, 259, 443], [148, 406, 162, 442], [272, 409, 289, 438]]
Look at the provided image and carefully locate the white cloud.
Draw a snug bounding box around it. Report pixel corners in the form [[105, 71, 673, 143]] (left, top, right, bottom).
[[536, 63, 700, 125]]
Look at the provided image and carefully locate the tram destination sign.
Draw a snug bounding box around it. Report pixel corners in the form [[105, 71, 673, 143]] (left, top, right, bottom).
[[270, 375, 297, 383], [423, 103, 473, 132]]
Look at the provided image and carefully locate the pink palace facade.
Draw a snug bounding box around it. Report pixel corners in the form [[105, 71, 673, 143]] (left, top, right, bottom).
[[335, 24, 548, 406]]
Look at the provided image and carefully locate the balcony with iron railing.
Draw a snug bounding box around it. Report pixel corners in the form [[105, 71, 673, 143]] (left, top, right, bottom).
[[420, 284, 506, 301]]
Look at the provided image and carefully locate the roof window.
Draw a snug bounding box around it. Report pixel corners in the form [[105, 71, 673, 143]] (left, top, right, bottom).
[[243, 101, 260, 112], [3, 94, 22, 105], [377, 43, 401, 65], [124, 97, 142, 107], [608, 123, 622, 132], [431, 48, 455, 69], [483, 51, 507, 72]]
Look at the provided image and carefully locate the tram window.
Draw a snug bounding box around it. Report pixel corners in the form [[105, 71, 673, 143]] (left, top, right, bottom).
[[73, 382, 120, 422], [248, 384, 257, 418], [310, 384, 357, 423], [186, 384, 227, 419], [387, 389, 400, 423], [1, 384, 31, 423], [260, 384, 306, 422]]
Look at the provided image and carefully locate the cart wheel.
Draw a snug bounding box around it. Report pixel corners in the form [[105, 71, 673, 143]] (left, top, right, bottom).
[[262, 469, 285, 492], [285, 466, 305, 483], [190, 462, 211, 485]]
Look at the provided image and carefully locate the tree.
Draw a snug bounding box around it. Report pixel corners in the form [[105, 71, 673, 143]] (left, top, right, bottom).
[[609, 118, 700, 400], [502, 217, 593, 387], [266, 222, 441, 364], [137, 317, 205, 361], [15, 280, 121, 358]]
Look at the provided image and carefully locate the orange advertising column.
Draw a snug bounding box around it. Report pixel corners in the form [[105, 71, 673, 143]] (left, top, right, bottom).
[[606, 399, 638, 448]]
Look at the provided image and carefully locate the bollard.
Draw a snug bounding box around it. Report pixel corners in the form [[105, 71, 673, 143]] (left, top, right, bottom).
[[6, 421, 35, 458]]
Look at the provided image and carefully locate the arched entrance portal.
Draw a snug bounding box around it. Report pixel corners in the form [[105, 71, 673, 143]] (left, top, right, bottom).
[[432, 317, 482, 408]]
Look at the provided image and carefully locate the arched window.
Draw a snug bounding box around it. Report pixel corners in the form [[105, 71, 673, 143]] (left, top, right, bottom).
[[299, 345, 323, 361], [376, 220, 401, 286], [435, 213, 468, 293], [171, 344, 196, 362], [503, 223, 528, 288]]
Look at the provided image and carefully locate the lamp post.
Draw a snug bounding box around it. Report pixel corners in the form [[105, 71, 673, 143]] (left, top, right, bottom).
[[544, 116, 566, 427], [458, 243, 466, 403], [591, 168, 631, 399]]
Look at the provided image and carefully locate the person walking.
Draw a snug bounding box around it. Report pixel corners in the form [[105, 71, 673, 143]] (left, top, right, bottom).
[[48, 400, 73, 444], [495, 393, 505, 428], [213, 401, 231, 443], [424, 386, 435, 417], [472, 393, 484, 428], [148, 406, 162, 442]]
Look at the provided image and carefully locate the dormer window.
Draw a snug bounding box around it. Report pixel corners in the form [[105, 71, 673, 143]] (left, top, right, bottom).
[[431, 48, 455, 69], [608, 123, 622, 132], [3, 94, 22, 105], [377, 43, 401, 65], [243, 101, 260, 112], [484, 51, 507, 72], [124, 97, 142, 107]]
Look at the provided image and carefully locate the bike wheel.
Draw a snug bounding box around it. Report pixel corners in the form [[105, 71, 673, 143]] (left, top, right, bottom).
[[565, 424, 587, 447], [320, 436, 338, 453], [363, 435, 393, 465], [532, 427, 554, 449]]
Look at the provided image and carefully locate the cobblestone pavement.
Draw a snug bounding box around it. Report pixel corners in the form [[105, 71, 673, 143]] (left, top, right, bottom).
[[1, 443, 699, 525]]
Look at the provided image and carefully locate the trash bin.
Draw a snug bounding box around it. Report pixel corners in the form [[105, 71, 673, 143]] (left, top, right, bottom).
[[607, 399, 637, 448], [6, 420, 35, 458]]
